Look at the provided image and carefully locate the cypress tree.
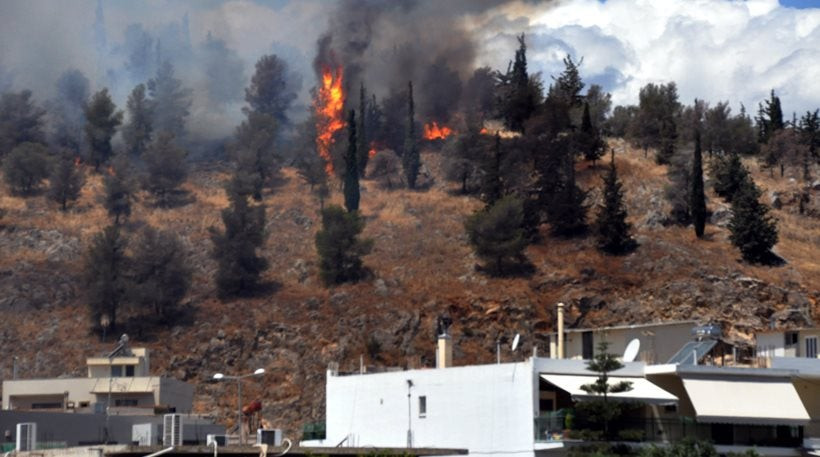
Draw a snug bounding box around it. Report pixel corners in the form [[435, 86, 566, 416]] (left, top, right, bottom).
[[357, 83, 369, 177], [481, 134, 503, 206], [122, 83, 153, 157], [402, 81, 420, 189], [48, 149, 85, 211], [547, 153, 587, 237], [581, 101, 605, 164], [729, 177, 778, 263], [315, 204, 373, 285], [691, 129, 707, 238], [344, 109, 360, 212], [594, 152, 635, 254]]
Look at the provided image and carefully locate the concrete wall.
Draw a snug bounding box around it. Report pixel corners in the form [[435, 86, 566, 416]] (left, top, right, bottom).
[[3, 379, 96, 411], [325, 361, 537, 457], [557, 323, 694, 363], [158, 379, 194, 413], [757, 332, 787, 358]]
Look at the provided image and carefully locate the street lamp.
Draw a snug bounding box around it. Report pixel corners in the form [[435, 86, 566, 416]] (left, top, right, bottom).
[[213, 368, 265, 445]]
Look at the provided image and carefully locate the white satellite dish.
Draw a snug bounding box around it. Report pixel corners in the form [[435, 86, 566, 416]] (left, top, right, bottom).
[[623, 338, 640, 362], [511, 334, 521, 352]]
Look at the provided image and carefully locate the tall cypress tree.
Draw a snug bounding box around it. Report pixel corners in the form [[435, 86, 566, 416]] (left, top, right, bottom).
[[344, 109, 360, 212], [729, 177, 778, 263], [357, 83, 369, 177], [595, 152, 635, 254], [402, 81, 420, 189], [691, 128, 706, 238], [481, 134, 503, 206], [581, 101, 604, 164]]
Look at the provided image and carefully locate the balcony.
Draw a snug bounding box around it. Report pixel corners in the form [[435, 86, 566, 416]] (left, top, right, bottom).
[[534, 412, 803, 447]]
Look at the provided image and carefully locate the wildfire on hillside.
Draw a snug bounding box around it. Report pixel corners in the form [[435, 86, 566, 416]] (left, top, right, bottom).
[[368, 141, 379, 158], [423, 121, 454, 140], [74, 157, 82, 167], [314, 66, 345, 176]]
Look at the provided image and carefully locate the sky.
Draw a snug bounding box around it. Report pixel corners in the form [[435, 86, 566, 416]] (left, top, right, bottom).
[[0, 0, 818, 124]]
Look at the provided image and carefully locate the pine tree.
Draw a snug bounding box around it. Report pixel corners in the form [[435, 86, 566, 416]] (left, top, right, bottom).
[[244, 54, 298, 124], [481, 134, 503, 206], [84, 224, 127, 333], [84, 88, 123, 171], [595, 152, 635, 254], [122, 83, 153, 157], [130, 227, 191, 323], [691, 129, 707, 238], [0, 90, 46, 158], [800, 109, 819, 163], [580, 101, 605, 164], [344, 109, 360, 212], [464, 195, 529, 275], [103, 154, 135, 224], [501, 34, 536, 133], [315, 204, 373, 285], [143, 131, 187, 206], [729, 177, 778, 263], [547, 152, 587, 237], [2, 142, 51, 195], [147, 61, 192, 138], [757, 89, 784, 144], [48, 149, 85, 211], [403, 81, 420, 189], [357, 83, 369, 177], [209, 177, 269, 298], [711, 151, 748, 203]]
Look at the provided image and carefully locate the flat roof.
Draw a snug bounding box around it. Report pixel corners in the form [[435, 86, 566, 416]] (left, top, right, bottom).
[[645, 363, 797, 378], [104, 445, 468, 457]]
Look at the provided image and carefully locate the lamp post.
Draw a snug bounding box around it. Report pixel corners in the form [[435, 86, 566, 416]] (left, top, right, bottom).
[[213, 368, 265, 445]]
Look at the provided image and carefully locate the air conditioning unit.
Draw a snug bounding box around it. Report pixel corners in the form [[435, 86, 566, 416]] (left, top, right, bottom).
[[132, 423, 160, 446], [256, 429, 282, 446], [207, 434, 228, 446], [16, 422, 37, 451], [163, 414, 183, 446]]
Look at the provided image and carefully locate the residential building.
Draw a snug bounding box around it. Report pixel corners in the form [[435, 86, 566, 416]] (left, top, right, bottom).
[[757, 328, 820, 359]]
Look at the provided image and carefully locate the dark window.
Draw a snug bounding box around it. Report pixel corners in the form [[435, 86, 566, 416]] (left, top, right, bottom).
[[111, 365, 123, 377], [125, 365, 135, 377], [419, 396, 426, 418], [664, 404, 677, 413], [582, 332, 594, 359], [806, 337, 818, 358], [79, 401, 90, 408], [115, 399, 139, 407], [539, 399, 554, 412], [31, 402, 63, 409], [785, 332, 798, 346]]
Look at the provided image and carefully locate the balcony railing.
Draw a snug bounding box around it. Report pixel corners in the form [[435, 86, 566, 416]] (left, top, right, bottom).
[[535, 413, 802, 447]]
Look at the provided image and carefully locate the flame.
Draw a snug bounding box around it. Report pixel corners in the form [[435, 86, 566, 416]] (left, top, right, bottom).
[[106, 166, 115, 176], [314, 66, 345, 176], [423, 122, 454, 140], [368, 141, 380, 159], [74, 157, 82, 167], [479, 127, 488, 135]]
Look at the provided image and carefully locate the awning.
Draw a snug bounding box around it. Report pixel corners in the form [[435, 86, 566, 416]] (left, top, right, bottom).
[[90, 377, 156, 394], [540, 374, 677, 405], [681, 377, 809, 426]]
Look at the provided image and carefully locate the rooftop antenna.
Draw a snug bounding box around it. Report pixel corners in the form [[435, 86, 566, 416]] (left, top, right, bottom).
[[623, 338, 640, 362]]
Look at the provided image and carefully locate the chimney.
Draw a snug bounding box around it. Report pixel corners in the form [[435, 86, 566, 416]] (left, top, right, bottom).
[[436, 333, 452, 368], [557, 302, 565, 359]]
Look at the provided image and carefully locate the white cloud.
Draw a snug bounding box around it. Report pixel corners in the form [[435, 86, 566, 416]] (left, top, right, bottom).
[[475, 0, 820, 115]]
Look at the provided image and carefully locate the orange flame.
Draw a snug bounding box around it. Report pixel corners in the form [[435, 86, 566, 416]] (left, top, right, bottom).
[[423, 122, 454, 140], [368, 141, 380, 159], [479, 127, 489, 135], [314, 66, 345, 176]]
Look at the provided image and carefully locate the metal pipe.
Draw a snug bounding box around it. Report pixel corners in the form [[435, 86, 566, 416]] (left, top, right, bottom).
[[143, 446, 174, 457], [237, 378, 243, 446], [557, 303, 565, 360]]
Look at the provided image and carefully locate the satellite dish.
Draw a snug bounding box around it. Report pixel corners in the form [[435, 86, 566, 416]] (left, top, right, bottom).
[[623, 338, 641, 362], [511, 334, 521, 352]]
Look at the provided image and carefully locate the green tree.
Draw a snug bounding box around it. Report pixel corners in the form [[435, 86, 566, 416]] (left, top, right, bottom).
[[210, 179, 269, 297], [315, 204, 373, 285], [580, 101, 605, 164], [711, 151, 748, 202], [48, 149, 85, 210], [143, 131, 187, 206], [231, 111, 279, 201], [497, 34, 536, 133], [122, 83, 153, 157], [344, 109, 360, 212], [403, 81, 421, 189], [464, 195, 529, 275], [84, 88, 123, 171], [130, 227, 191, 323], [3, 142, 51, 195], [244, 54, 298, 124], [49, 69, 90, 151], [103, 154, 136, 224], [729, 177, 778, 263], [633, 82, 679, 163], [357, 83, 370, 177], [443, 126, 486, 194], [481, 134, 504, 206], [579, 341, 633, 438], [0, 90, 46, 157], [595, 153, 636, 254], [800, 109, 819, 163], [147, 61, 192, 138], [665, 147, 693, 224], [585, 84, 612, 131], [757, 89, 784, 144], [84, 224, 127, 333], [691, 129, 707, 238], [547, 154, 587, 237]]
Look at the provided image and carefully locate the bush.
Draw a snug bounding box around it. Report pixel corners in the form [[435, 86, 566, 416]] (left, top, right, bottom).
[[3, 142, 51, 195]]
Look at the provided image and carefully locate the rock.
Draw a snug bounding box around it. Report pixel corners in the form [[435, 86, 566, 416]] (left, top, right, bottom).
[[216, 329, 226, 339], [812, 180, 820, 191], [330, 291, 349, 306], [710, 207, 732, 227], [770, 191, 783, 209], [374, 279, 388, 296]]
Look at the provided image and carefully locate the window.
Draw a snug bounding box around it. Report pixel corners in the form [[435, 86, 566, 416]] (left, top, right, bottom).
[[125, 365, 135, 377], [785, 332, 799, 346], [115, 399, 139, 407], [664, 404, 678, 413], [582, 332, 594, 359], [79, 401, 90, 408], [418, 396, 426, 418], [806, 337, 818, 358], [111, 365, 123, 377], [539, 398, 554, 412], [31, 402, 62, 409]]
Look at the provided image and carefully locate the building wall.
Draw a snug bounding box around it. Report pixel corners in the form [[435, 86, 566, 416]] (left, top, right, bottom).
[[325, 361, 537, 457], [158, 378, 194, 413], [757, 333, 787, 358], [798, 331, 820, 359], [3, 379, 96, 411], [557, 323, 694, 363]]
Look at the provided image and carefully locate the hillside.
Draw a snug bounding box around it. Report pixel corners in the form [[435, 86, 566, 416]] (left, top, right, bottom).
[[0, 139, 818, 437]]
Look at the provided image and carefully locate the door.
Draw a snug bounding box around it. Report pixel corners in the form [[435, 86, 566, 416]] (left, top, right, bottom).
[[582, 332, 594, 359], [806, 336, 818, 358]]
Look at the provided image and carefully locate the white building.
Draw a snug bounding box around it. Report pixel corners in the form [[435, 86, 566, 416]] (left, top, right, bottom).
[[3, 343, 193, 415], [757, 328, 820, 359]]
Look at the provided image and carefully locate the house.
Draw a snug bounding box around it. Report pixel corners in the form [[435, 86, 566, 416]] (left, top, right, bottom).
[[756, 328, 820, 359], [2, 336, 193, 415], [303, 329, 815, 457]]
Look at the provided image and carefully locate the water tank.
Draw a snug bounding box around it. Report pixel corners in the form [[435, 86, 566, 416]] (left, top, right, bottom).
[[691, 324, 721, 340]]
